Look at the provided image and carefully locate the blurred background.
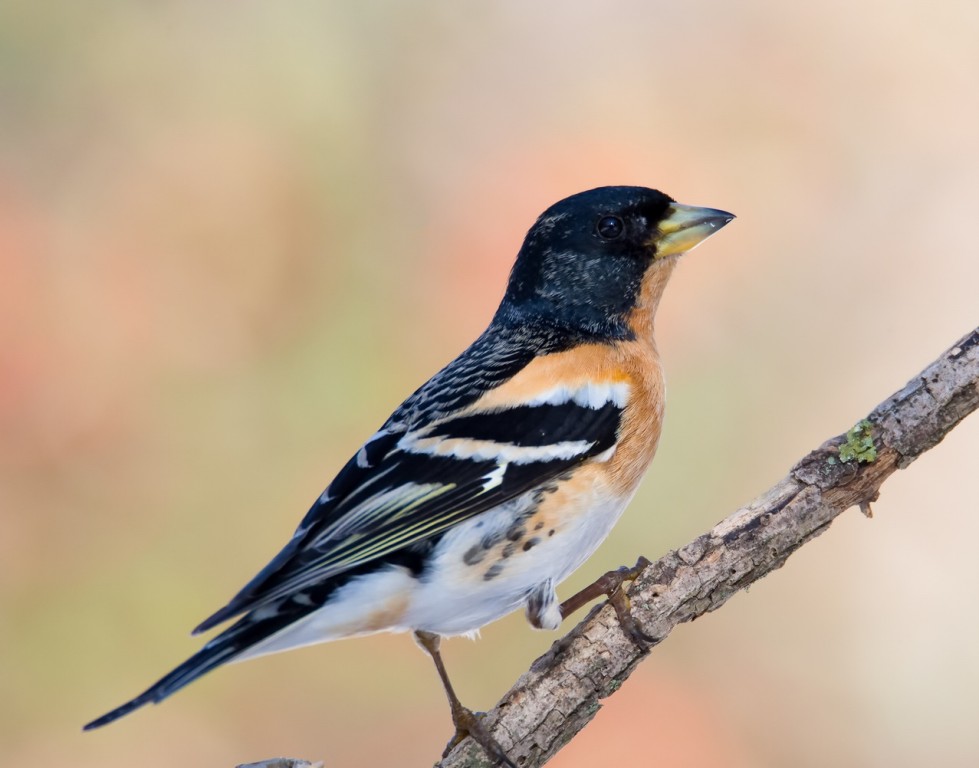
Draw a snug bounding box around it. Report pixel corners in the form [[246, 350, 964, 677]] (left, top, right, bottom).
[[2, 1, 978, 766]]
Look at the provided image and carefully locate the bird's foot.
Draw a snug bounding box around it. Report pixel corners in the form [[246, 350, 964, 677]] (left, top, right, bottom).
[[606, 578, 657, 647], [559, 555, 655, 647], [443, 701, 516, 768]]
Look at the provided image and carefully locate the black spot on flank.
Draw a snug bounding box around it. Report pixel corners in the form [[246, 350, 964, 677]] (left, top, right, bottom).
[[548, 529, 556, 537], [480, 531, 504, 550], [506, 522, 526, 541], [531, 482, 560, 504], [534, 521, 545, 531], [484, 563, 505, 581], [523, 537, 541, 552], [463, 545, 486, 566], [501, 542, 517, 559]]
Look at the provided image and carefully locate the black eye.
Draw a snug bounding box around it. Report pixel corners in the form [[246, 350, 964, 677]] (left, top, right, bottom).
[[596, 215, 624, 240]]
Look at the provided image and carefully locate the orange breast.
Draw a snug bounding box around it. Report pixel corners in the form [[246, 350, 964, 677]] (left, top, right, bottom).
[[468, 339, 666, 496]]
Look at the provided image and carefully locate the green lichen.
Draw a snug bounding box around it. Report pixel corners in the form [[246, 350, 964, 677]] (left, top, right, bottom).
[[837, 419, 877, 463]]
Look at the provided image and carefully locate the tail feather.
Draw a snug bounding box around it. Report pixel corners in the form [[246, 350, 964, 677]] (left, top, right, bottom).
[[84, 608, 299, 730]]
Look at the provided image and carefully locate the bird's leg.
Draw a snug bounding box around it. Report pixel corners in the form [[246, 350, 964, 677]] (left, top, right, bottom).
[[413, 631, 516, 768], [558, 555, 656, 646]]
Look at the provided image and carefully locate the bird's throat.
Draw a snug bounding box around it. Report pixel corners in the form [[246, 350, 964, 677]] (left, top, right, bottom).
[[626, 257, 679, 340]]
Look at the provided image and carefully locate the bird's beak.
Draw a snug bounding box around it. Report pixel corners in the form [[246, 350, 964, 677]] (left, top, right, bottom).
[[653, 203, 735, 259]]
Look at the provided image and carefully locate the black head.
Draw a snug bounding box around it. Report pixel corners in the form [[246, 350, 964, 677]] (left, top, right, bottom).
[[496, 186, 733, 340]]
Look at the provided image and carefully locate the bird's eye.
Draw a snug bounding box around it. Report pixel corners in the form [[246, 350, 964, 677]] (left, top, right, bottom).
[[596, 215, 624, 240]]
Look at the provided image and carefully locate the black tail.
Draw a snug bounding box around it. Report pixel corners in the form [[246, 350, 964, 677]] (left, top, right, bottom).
[[84, 609, 300, 730]]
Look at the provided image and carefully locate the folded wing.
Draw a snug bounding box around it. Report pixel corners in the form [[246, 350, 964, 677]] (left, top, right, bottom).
[[194, 380, 625, 633]]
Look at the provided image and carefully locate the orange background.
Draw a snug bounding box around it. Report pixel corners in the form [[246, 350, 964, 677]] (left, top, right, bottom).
[[3, 2, 978, 767]]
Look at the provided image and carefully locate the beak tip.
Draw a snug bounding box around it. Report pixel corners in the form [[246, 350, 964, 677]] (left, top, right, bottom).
[[702, 210, 735, 231], [712, 210, 736, 230], [654, 203, 735, 257]]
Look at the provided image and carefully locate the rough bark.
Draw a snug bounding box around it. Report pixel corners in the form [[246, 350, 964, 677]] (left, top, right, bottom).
[[241, 326, 979, 768]]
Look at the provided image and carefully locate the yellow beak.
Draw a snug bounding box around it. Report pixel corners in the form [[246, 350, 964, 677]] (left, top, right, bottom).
[[654, 203, 735, 258]]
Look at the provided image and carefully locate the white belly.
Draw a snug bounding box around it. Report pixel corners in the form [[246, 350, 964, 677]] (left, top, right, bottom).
[[403, 483, 635, 636]]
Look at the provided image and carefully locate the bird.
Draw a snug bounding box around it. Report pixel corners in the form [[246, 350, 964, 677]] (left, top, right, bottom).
[[85, 186, 733, 765]]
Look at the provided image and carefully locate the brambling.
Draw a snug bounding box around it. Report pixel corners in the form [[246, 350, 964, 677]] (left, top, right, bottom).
[[86, 186, 733, 765]]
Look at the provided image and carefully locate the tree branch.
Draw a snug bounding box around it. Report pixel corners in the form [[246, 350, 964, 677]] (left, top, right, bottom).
[[436, 326, 979, 768]]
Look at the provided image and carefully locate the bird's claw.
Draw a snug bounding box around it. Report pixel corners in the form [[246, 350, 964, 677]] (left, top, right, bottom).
[[559, 555, 655, 648], [444, 703, 516, 768], [608, 585, 656, 648]]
